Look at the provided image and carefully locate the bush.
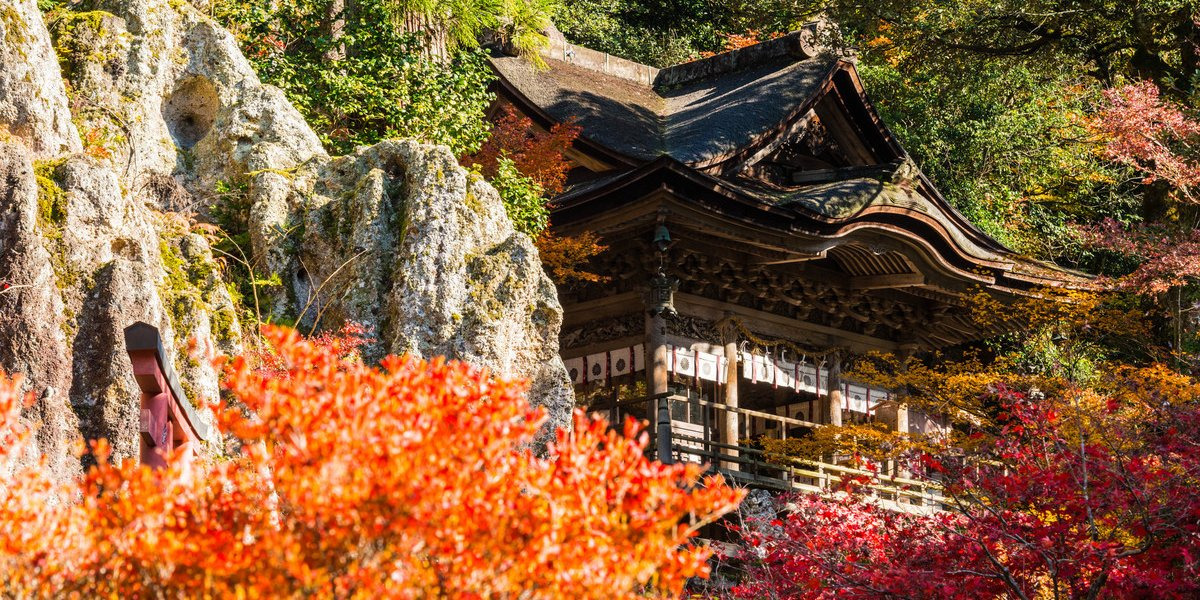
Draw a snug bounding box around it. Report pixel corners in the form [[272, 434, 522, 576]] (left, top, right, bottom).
[[0, 326, 743, 597]]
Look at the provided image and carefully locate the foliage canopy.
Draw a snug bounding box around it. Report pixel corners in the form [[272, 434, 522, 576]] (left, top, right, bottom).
[[215, 0, 503, 156], [727, 380, 1200, 599], [0, 326, 742, 597]]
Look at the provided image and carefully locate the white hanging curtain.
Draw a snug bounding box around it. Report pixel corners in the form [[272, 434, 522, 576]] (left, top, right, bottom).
[[564, 357, 585, 384], [609, 347, 634, 377]]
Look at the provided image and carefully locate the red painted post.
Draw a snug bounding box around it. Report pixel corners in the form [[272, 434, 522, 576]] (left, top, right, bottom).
[[130, 350, 174, 468], [124, 322, 210, 469]]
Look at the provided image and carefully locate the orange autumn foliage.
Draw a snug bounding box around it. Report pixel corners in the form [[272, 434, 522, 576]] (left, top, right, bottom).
[[469, 105, 581, 197], [469, 104, 608, 285], [699, 30, 784, 58], [535, 229, 610, 285], [0, 326, 743, 598]]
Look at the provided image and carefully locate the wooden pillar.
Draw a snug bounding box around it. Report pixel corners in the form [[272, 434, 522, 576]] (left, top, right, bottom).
[[645, 311, 670, 462], [874, 399, 909, 433], [894, 403, 909, 433], [139, 387, 173, 469], [891, 342, 916, 435], [656, 393, 673, 465], [720, 319, 740, 470], [646, 312, 670, 396], [826, 353, 843, 427]]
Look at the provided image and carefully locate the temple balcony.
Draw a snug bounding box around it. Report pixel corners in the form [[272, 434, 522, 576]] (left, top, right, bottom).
[[571, 338, 951, 514]]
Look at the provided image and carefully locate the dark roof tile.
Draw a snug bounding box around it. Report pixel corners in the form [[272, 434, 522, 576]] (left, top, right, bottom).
[[490, 52, 835, 164]]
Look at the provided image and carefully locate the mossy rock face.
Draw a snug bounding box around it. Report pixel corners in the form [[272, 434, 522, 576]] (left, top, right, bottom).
[[1, 4, 28, 55], [156, 216, 243, 353], [209, 306, 237, 344], [0, 142, 81, 485], [32, 158, 75, 294], [277, 140, 574, 450], [5, 147, 233, 467], [34, 157, 68, 229], [50, 10, 127, 79], [0, 0, 571, 472]]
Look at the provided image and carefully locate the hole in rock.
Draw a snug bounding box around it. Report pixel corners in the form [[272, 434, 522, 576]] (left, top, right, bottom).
[[162, 77, 219, 150]]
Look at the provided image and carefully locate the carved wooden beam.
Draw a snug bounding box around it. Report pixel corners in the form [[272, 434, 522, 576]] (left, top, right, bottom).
[[847, 273, 925, 290]]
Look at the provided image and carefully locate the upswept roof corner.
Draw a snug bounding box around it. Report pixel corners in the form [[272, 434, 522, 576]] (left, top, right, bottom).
[[550, 157, 1090, 293]]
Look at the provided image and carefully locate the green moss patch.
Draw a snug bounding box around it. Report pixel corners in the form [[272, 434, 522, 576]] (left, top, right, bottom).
[[32, 158, 78, 292], [50, 10, 123, 74], [157, 215, 241, 348]]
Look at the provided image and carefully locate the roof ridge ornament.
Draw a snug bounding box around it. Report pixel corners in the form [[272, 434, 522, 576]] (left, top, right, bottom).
[[887, 156, 921, 186], [798, 19, 835, 60]]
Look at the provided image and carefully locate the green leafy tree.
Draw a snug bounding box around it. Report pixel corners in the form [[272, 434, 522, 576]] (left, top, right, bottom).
[[489, 157, 549, 236], [215, 0, 559, 156], [555, 0, 1196, 263], [814, 0, 1200, 95], [809, 0, 1200, 235], [857, 58, 1137, 259], [390, 0, 559, 56], [554, 0, 803, 66]]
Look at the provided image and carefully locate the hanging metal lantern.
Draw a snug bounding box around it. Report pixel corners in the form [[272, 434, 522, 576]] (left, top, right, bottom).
[[647, 268, 678, 317], [647, 223, 678, 316]]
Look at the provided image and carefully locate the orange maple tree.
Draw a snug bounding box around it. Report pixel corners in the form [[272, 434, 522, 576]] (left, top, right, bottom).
[[468, 105, 581, 197], [466, 105, 609, 285], [0, 326, 743, 598]]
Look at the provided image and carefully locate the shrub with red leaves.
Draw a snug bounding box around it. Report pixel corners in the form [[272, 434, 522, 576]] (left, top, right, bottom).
[[727, 382, 1200, 599]]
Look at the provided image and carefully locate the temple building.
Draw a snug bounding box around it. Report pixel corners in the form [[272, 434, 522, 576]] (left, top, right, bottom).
[[487, 25, 1086, 506]]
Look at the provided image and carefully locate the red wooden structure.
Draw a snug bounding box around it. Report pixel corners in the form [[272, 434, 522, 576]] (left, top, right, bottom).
[[123, 322, 210, 468]]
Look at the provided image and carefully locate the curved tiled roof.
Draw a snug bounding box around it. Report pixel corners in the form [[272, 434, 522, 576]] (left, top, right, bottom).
[[490, 33, 837, 165], [488, 30, 1090, 293], [552, 159, 1092, 292]]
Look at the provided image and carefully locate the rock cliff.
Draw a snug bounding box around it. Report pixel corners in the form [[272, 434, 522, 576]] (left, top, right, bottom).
[[0, 0, 573, 477]]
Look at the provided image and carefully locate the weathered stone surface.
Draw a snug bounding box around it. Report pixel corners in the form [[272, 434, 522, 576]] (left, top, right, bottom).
[[0, 0, 265, 467], [0, 0, 80, 158], [52, 156, 223, 460], [0, 0, 573, 469], [0, 141, 79, 481], [290, 141, 574, 447]]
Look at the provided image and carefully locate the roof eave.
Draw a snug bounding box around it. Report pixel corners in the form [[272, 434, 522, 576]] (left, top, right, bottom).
[[551, 161, 1089, 293]]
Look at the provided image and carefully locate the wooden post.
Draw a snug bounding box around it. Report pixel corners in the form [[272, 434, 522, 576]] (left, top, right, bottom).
[[124, 322, 210, 469], [893, 342, 916, 436], [874, 397, 909, 434], [645, 311, 669, 461], [609, 386, 619, 426], [827, 353, 844, 427], [894, 403, 909, 433], [720, 318, 740, 470], [656, 395, 673, 464]]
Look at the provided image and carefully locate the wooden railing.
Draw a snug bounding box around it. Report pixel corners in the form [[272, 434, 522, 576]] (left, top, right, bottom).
[[588, 391, 943, 513]]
